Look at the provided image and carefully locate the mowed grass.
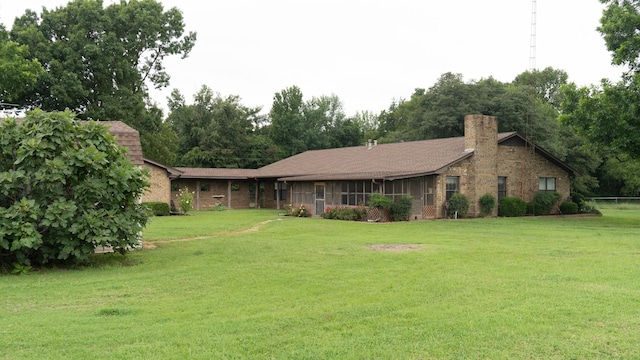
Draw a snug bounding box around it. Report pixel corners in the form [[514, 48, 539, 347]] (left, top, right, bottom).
[[2, 207, 640, 359]]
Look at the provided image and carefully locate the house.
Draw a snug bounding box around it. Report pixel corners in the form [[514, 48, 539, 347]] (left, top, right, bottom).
[[170, 167, 258, 210], [254, 114, 576, 219], [141, 158, 182, 205], [101, 121, 144, 165]]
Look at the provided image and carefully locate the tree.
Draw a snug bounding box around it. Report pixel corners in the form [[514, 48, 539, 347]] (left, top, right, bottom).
[[513, 67, 568, 109], [168, 86, 277, 168], [8, 0, 193, 160], [560, 80, 640, 159], [269, 86, 306, 157], [599, 0, 640, 73], [0, 25, 44, 106], [558, 0, 640, 161], [0, 110, 150, 268]]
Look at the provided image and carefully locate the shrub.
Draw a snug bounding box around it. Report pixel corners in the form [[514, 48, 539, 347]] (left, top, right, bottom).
[[559, 201, 579, 215], [291, 204, 310, 217], [368, 193, 393, 210], [0, 110, 150, 267], [144, 202, 170, 216], [570, 193, 587, 213], [498, 197, 527, 217], [447, 193, 470, 218], [478, 193, 496, 217], [177, 187, 194, 213], [322, 206, 366, 221], [530, 191, 561, 215], [390, 195, 413, 221]]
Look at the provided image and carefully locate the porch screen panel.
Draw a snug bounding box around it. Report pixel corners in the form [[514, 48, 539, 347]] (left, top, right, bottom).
[[292, 182, 314, 205]]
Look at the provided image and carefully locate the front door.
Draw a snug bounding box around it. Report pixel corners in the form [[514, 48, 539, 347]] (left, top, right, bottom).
[[315, 183, 325, 216]]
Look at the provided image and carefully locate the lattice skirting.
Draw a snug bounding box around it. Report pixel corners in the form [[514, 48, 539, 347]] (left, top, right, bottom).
[[367, 208, 391, 222], [423, 206, 436, 219]]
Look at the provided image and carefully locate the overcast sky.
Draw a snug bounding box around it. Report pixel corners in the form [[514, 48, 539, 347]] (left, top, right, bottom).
[[1, 0, 625, 117]]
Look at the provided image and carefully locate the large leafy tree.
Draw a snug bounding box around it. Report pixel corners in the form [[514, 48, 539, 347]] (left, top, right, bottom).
[[0, 110, 150, 267], [7, 0, 195, 163], [269, 86, 307, 157], [168, 86, 278, 168], [0, 25, 44, 107], [558, 0, 639, 159]]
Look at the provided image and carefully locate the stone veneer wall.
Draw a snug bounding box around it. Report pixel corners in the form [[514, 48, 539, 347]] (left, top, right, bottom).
[[497, 145, 571, 210], [140, 163, 171, 204], [464, 115, 498, 217]]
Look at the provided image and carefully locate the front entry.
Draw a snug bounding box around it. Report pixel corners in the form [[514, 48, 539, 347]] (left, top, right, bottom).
[[315, 183, 325, 216]]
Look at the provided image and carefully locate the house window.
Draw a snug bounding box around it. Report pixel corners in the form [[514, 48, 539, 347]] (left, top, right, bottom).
[[200, 183, 210, 192], [539, 177, 556, 192], [171, 183, 179, 191], [498, 177, 507, 201], [446, 176, 459, 200], [340, 181, 378, 206], [273, 183, 287, 201]]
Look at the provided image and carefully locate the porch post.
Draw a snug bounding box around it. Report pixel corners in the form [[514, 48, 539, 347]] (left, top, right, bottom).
[[196, 180, 200, 210], [276, 181, 281, 210], [227, 180, 232, 208]]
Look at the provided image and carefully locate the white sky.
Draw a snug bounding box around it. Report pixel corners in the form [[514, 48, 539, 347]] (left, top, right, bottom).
[[1, 0, 625, 117]]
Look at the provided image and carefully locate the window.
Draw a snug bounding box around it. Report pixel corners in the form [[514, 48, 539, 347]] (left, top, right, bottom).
[[498, 177, 507, 201], [446, 176, 459, 200], [200, 183, 210, 192], [171, 183, 179, 191], [273, 182, 288, 201], [339, 180, 379, 206], [539, 177, 556, 192]]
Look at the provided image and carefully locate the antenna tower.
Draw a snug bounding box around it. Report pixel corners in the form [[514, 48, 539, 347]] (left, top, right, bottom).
[[523, 0, 538, 199], [529, 0, 537, 71]]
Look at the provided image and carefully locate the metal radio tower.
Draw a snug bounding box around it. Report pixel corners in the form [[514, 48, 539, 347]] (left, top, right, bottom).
[[529, 0, 537, 71]]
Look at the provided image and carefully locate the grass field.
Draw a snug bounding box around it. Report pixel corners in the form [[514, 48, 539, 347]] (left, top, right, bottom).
[[1, 206, 640, 359]]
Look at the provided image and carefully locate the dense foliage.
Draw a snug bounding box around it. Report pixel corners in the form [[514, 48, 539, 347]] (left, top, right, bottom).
[[498, 197, 528, 217], [479, 193, 496, 217], [0, 110, 150, 267], [7, 0, 195, 164], [144, 202, 170, 216], [390, 195, 414, 221], [321, 206, 367, 221], [530, 191, 562, 216], [0, 25, 44, 106], [447, 193, 470, 218], [559, 201, 579, 215]]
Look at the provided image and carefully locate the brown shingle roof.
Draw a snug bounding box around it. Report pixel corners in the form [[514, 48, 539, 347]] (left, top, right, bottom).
[[143, 158, 182, 179], [175, 167, 257, 180], [257, 133, 517, 181], [4, 118, 144, 166], [101, 121, 144, 165]]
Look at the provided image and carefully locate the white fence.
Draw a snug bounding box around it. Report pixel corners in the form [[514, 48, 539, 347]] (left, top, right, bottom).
[[586, 197, 640, 204]]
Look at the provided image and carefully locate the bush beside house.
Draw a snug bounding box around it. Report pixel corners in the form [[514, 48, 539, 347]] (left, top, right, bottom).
[[0, 111, 150, 268]]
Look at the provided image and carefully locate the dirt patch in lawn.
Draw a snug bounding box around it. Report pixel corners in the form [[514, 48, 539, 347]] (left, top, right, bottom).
[[142, 219, 281, 249], [367, 244, 422, 252]]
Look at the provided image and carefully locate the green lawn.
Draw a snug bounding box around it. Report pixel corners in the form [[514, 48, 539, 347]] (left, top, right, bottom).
[[2, 207, 640, 359]]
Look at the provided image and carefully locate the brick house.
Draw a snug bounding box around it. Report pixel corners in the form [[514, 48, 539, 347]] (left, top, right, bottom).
[[256, 114, 576, 219], [170, 168, 258, 210], [141, 158, 182, 204]]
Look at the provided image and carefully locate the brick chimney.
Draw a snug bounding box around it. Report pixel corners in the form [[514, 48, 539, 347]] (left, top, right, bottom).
[[464, 115, 498, 216]]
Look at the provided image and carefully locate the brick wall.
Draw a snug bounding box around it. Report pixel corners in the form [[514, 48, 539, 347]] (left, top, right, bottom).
[[140, 163, 171, 204], [464, 115, 498, 216], [171, 179, 253, 210], [497, 145, 571, 211]]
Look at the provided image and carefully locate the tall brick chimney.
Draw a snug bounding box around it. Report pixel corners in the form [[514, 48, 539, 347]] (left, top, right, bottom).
[[464, 114, 498, 216]]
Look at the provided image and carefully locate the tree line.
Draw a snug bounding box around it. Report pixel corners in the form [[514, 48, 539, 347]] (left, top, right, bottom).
[[1, 0, 638, 196]]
